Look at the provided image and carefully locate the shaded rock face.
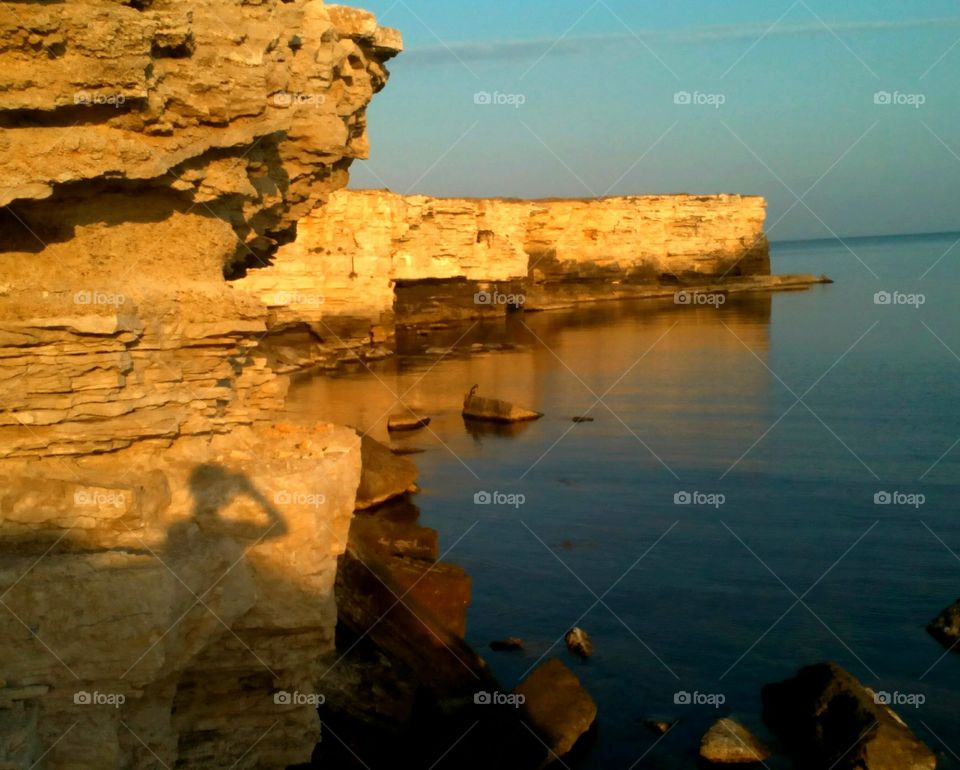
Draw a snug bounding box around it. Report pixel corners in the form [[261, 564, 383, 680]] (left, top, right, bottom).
[[234, 187, 770, 336], [0, 2, 401, 767], [762, 662, 936, 770]]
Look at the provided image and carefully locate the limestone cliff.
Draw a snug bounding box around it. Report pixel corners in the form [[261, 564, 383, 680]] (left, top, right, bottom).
[[0, 2, 400, 767], [234, 187, 777, 350]]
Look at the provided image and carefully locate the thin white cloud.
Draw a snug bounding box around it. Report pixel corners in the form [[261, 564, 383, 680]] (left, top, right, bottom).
[[400, 17, 960, 65]]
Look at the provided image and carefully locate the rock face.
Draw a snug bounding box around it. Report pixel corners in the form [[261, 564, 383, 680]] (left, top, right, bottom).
[[0, 1, 401, 767], [234, 187, 773, 340], [699, 718, 771, 764], [762, 662, 936, 770]]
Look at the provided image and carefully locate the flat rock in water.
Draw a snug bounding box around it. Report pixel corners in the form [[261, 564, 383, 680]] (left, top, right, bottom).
[[762, 662, 935, 770], [515, 659, 597, 760], [387, 414, 431, 432], [571, 416, 595, 423], [565, 627, 593, 658], [462, 386, 543, 423], [927, 597, 960, 647], [355, 434, 419, 510], [489, 637, 525, 651], [699, 718, 770, 764]]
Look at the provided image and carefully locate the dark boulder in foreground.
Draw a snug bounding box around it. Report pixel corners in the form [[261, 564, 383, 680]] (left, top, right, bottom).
[[515, 659, 597, 762], [355, 434, 418, 510], [762, 662, 935, 770], [928, 597, 960, 649], [462, 385, 543, 423], [699, 718, 770, 764]]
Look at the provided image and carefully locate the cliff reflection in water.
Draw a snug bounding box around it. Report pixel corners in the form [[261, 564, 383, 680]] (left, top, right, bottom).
[[285, 294, 775, 476]]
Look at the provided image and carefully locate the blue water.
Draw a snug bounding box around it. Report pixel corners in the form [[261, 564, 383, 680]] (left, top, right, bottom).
[[289, 232, 960, 768]]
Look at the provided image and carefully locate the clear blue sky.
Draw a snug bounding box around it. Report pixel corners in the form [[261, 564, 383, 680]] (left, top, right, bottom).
[[351, 0, 960, 240]]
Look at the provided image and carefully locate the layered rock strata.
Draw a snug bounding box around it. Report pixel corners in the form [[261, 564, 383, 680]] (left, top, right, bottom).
[[0, 1, 401, 767], [233, 187, 781, 340]]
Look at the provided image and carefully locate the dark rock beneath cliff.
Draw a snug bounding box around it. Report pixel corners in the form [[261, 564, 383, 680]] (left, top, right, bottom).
[[762, 662, 935, 770], [699, 718, 770, 764], [355, 434, 418, 510], [462, 385, 543, 423], [565, 627, 593, 658], [927, 597, 960, 649], [515, 659, 597, 762]]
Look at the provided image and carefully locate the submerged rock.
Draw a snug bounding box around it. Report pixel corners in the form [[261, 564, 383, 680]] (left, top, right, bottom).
[[927, 597, 960, 648], [762, 662, 935, 770], [355, 434, 419, 510], [699, 718, 770, 764], [387, 414, 431, 432], [489, 637, 525, 652], [565, 627, 593, 659], [515, 659, 597, 761], [462, 385, 543, 423], [571, 416, 595, 423]]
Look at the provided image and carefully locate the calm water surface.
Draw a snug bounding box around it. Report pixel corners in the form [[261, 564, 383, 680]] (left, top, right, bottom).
[[286, 233, 960, 768]]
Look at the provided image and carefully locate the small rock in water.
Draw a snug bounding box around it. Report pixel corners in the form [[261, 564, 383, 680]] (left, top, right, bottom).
[[387, 414, 431, 432], [700, 718, 771, 764], [565, 627, 593, 659], [462, 384, 543, 423], [425, 346, 454, 356], [571, 416, 595, 423], [389, 446, 426, 456], [489, 637, 525, 651], [927, 596, 960, 648], [643, 718, 676, 736]]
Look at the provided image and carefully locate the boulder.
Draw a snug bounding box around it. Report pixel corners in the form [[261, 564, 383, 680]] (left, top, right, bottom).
[[928, 597, 960, 648], [462, 385, 543, 423], [355, 434, 418, 510], [515, 659, 597, 761], [564, 627, 593, 658], [762, 662, 935, 770], [699, 718, 771, 764]]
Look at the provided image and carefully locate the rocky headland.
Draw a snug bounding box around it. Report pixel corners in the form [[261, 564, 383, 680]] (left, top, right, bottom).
[[1, 2, 908, 769]]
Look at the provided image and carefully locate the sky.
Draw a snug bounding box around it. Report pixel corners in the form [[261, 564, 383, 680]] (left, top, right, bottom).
[[350, 0, 960, 241]]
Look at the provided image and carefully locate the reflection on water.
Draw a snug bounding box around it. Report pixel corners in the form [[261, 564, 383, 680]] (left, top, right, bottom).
[[288, 294, 775, 478], [285, 236, 960, 770]]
